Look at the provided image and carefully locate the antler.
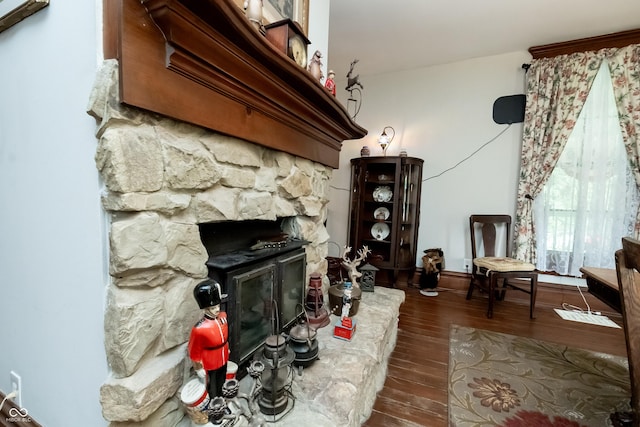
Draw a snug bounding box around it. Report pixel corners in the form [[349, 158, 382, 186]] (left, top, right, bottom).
[[340, 245, 370, 288], [341, 245, 370, 270], [355, 246, 371, 264], [341, 246, 353, 263], [347, 59, 359, 77]]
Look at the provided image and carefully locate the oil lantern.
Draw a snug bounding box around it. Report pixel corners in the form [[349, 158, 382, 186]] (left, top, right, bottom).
[[304, 272, 330, 328], [257, 334, 295, 418]]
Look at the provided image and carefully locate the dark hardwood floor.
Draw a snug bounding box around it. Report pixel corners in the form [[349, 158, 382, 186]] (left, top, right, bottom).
[[363, 274, 628, 427]]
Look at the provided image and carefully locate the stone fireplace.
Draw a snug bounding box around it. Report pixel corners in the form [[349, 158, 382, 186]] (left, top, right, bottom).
[[91, 59, 343, 424], [92, 1, 386, 424]]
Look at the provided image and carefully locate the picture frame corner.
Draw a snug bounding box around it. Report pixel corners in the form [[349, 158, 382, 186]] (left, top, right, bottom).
[[0, 0, 50, 34]]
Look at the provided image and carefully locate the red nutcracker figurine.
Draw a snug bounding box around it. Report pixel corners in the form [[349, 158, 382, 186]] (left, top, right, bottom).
[[324, 69, 336, 96], [188, 279, 230, 399]]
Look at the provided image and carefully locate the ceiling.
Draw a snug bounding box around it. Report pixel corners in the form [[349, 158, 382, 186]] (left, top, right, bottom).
[[327, 0, 640, 78]]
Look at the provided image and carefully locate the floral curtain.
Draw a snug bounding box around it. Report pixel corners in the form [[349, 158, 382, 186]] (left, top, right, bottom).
[[532, 61, 639, 275], [608, 44, 640, 238], [513, 52, 603, 262]]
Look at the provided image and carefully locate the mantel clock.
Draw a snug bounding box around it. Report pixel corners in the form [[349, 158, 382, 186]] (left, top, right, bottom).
[[264, 19, 310, 68]]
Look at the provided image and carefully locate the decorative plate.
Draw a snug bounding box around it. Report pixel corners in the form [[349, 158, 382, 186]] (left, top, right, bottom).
[[371, 222, 390, 241], [374, 207, 390, 220], [373, 185, 392, 202]]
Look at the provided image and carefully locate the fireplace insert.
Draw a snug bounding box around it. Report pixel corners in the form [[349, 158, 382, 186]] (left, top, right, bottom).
[[200, 220, 307, 374]]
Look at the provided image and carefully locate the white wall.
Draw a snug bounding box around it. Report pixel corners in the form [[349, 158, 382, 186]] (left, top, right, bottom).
[[0, 2, 108, 426], [327, 51, 532, 271]]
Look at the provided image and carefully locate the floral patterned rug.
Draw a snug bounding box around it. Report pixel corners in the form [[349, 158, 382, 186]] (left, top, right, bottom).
[[448, 325, 631, 426]]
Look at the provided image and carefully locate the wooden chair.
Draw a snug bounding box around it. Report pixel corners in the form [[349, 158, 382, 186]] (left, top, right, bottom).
[[611, 237, 640, 426], [466, 215, 538, 319]]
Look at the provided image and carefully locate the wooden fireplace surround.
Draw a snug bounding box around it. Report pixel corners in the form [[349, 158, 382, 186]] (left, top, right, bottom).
[[102, 0, 366, 169]]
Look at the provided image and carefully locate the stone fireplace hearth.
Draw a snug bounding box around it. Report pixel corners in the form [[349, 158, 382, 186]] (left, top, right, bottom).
[[91, 59, 404, 426]]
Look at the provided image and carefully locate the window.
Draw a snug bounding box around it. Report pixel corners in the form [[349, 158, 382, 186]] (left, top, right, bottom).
[[533, 61, 639, 276]]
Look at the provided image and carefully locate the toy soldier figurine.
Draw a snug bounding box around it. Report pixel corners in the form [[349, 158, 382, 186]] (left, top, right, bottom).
[[341, 281, 353, 321], [333, 281, 356, 340], [188, 279, 229, 399], [324, 70, 336, 96]]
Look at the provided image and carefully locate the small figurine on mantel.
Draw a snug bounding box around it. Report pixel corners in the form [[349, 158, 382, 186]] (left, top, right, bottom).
[[188, 279, 230, 400], [308, 50, 324, 82], [244, 0, 264, 33], [341, 245, 372, 289], [324, 69, 336, 96], [345, 59, 364, 91]]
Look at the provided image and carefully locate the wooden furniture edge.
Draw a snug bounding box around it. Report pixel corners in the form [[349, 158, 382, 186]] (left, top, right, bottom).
[[529, 28, 640, 58]]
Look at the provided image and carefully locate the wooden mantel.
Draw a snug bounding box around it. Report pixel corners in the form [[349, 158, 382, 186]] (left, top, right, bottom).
[[102, 0, 367, 168]]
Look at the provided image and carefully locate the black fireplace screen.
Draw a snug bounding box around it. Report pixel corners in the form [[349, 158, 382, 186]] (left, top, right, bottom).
[[200, 220, 307, 372]]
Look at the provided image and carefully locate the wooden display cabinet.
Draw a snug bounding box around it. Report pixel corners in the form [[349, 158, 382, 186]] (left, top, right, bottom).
[[348, 156, 423, 286]]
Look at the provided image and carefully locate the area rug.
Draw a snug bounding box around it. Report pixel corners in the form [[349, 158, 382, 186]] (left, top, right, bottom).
[[449, 325, 631, 427]]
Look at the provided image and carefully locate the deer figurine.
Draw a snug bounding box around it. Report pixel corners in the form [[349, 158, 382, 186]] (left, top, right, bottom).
[[341, 245, 372, 289], [345, 59, 364, 91]]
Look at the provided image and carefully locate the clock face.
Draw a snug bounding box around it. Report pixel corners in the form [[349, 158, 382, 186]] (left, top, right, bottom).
[[289, 35, 307, 68]]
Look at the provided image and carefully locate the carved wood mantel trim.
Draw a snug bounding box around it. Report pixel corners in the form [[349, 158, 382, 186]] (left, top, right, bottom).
[[103, 0, 367, 168], [529, 28, 640, 59]]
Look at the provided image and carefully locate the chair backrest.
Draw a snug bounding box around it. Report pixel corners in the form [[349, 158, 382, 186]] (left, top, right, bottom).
[[615, 236, 640, 417], [469, 215, 512, 259]]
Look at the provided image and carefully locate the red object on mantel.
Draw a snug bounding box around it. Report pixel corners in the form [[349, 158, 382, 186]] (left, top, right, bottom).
[[334, 317, 357, 341]]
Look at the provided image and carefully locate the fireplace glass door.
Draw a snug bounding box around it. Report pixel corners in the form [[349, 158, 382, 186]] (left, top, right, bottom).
[[235, 264, 274, 365], [277, 251, 306, 329]]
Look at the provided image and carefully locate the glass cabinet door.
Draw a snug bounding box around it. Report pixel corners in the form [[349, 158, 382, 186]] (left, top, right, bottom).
[[397, 158, 423, 269]]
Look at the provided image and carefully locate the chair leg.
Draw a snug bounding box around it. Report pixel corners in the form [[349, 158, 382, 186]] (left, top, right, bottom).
[[497, 279, 507, 301], [610, 410, 634, 426], [467, 273, 476, 299], [466, 277, 475, 300], [487, 274, 496, 318], [530, 275, 538, 319]]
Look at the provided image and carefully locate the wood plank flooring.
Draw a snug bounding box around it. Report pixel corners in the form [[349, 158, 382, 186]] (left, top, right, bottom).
[[363, 275, 628, 427]]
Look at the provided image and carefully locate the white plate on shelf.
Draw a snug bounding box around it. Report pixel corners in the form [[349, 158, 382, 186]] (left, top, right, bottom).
[[373, 185, 393, 202], [373, 207, 390, 220], [371, 222, 390, 241]]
